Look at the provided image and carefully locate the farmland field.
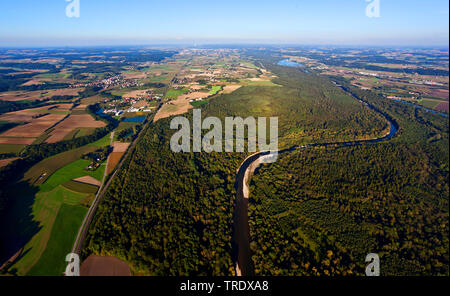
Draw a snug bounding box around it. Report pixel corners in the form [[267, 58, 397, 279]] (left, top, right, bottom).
[[436, 102, 449, 112], [63, 180, 99, 194], [72, 175, 101, 187], [419, 99, 441, 109], [2, 185, 90, 275], [0, 113, 67, 138], [209, 85, 222, 95], [106, 152, 124, 175], [0, 106, 69, 123], [0, 48, 176, 276], [46, 114, 106, 143], [27, 204, 87, 275], [142, 75, 168, 83], [112, 142, 130, 153], [0, 89, 83, 102], [0, 137, 35, 145], [80, 96, 106, 105], [165, 88, 189, 99], [116, 121, 139, 132], [23, 145, 99, 185], [39, 159, 105, 192], [240, 79, 280, 87], [154, 97, 193, 121], [0, 143, 25, 154], [89, 132, 112, 148], [2, 146, 106, 275], [31, 132, 51, 145], [62, 128, 81, 141]]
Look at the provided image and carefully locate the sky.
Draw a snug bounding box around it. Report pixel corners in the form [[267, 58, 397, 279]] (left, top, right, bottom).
[[0, 0, 448, 47]]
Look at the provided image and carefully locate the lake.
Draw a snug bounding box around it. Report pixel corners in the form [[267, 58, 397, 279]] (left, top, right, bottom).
[[123, 116, 146, 123], [277, 59, 303, 67]]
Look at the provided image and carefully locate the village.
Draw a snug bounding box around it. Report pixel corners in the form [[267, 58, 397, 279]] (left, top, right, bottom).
[[70, 74, 143, 90]]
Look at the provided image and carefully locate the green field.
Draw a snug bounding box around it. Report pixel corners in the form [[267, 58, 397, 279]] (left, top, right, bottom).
[[190, 100, 208, 107], [143, 75, 168, 83], [27, 203, 87, 276], [110, 90, 128, 97], [165, 88, 189, 99], [23, 145, 99, 185], [240, 61, 258, 69], [62, 180, 99, 194], [61, 126, 96, 141], [5, 136, 108, 275], [418, 99, 441, 109], [71, 109, 87, 115], [5, 184, 91, 275], [35, 73, 71, 80], [62, 129, 81, 141], [0, 143, 25, 154], [80, 95, 106, 105], [114, 122, 139, 140], [89, 132, 111, 147], [143, 65, 174, 71], [6, 150, 104, 275], [83, 73, 109, 80], [117, 121, 139, 132], [32, 132, 51, 145], [39, 159, 105, 193], [76, 127, 96, 138], [209, 85, 222, 95], [23, 109, 70, 115], [240, 79, 280, 87]]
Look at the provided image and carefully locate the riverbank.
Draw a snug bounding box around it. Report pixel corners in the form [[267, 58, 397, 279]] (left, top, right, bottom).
[[232, 85, 400, 276]]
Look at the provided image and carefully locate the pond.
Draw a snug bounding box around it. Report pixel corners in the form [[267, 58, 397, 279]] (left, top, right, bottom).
[[123, 116, 146, 123], [277, 59, 303, 67]]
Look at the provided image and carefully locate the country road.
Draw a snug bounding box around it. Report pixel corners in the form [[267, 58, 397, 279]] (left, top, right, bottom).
[[71, 61, 186, 256], [71, 108, 160, 255], [71, 131, 114, 254], [232, 84, 399, 276]]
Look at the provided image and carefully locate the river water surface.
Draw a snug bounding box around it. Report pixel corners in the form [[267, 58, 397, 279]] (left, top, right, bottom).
[[232, 82, 400, 276]]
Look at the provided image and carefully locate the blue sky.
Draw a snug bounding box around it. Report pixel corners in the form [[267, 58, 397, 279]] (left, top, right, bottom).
[[0, 0, 448, 47]]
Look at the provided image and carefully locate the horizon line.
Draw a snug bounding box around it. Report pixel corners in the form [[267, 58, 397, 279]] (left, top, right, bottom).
[[0, 43, 449, 50]]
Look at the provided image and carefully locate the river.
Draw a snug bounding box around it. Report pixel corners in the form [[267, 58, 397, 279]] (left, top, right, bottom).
[[232, 83, 400, 276], [391, 98, 449, 119]]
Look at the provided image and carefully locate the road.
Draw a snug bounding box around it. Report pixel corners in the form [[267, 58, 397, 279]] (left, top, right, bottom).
[[71, 61, 187, 255], [71, 131, 114, 254], [232, 84, 399, 276], [71, 111, 157, 255]]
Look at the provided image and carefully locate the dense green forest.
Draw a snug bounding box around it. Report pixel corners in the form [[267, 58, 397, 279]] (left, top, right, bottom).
[[248, 85, 449, 276], [84, 118, 242, 275], [83, 56, 397, 275]]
